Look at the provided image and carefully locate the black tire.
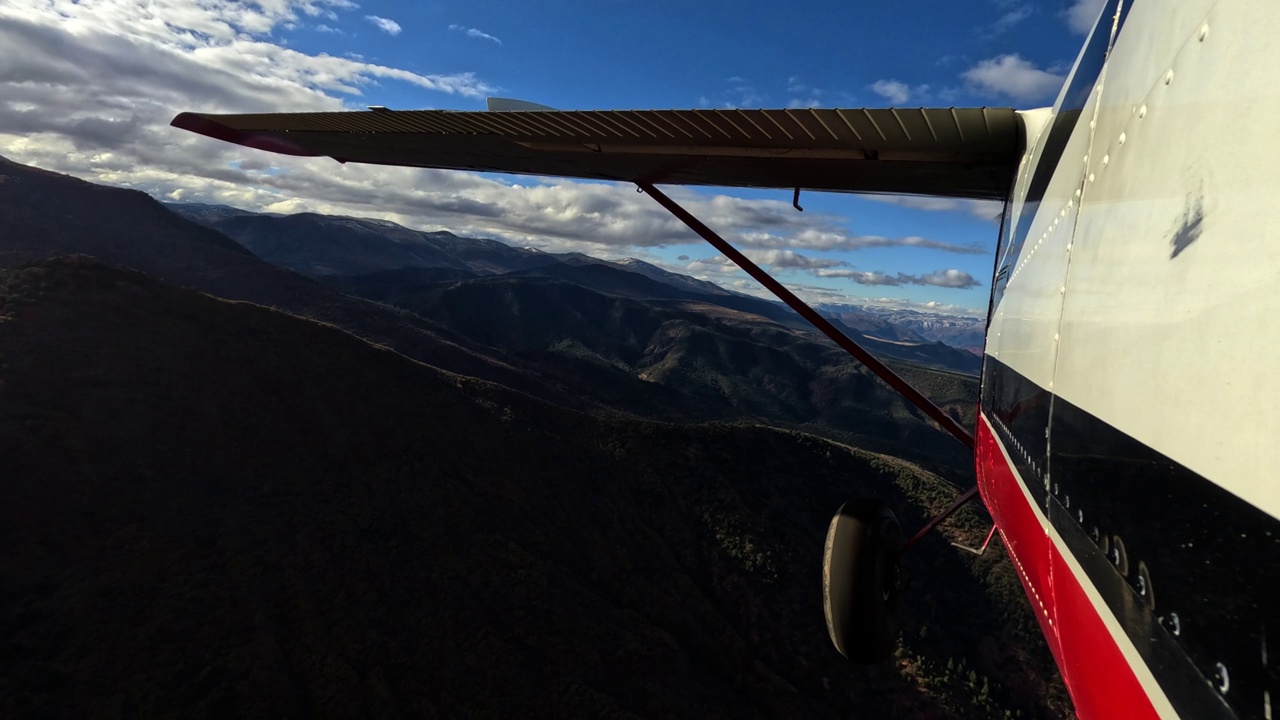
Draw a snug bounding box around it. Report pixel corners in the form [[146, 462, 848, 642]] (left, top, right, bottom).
[[822, 499, 905, 663]]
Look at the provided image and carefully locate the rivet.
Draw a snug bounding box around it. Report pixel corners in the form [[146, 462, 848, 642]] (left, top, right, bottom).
[[1164, 70, 1174, 85], [1076, 509, 1084, 523], [1102, 154, 1109, 167], [1199, 24, 1209, 42], [1083, 154, 1089, 164], [1074, 188, 1081, 198], [1214, 662, 1230, 694], [1139, 105, 1147, 119], [1089, 119, 1096, 129], [1118, 132, 1126, 146], [1054, 333, 1059, 342], [1088, 173, 1095, 183]]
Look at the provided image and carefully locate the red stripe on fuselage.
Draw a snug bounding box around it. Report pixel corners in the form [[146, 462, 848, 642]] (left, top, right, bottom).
[[975, 413, 1163, 720]]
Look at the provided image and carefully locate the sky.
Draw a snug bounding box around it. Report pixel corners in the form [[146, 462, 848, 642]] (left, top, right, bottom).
[[0, 0, 1106, 316]]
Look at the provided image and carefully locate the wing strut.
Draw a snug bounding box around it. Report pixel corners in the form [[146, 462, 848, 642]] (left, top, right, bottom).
[[637, 182, 975, 449], [637, 183, 980, 553]]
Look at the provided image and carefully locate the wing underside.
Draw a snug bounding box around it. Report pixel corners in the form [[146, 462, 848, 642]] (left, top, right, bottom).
[[171, 107, 1022, 200]]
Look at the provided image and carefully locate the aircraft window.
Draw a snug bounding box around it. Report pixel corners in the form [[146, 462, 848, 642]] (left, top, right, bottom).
[[997, 0, 1131, 286]]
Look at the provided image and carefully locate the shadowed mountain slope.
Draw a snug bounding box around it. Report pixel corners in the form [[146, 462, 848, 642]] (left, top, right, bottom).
[[329, 271, 978, 474], [0, 160, 976, 458], [0, 257, 1066, 719], [187, 210, 557, 277], [0, 157, 603, 409], [170, 203, 981, 374]]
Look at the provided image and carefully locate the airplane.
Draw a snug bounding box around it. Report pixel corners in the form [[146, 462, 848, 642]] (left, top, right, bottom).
[[170, 0, 1280, 717]]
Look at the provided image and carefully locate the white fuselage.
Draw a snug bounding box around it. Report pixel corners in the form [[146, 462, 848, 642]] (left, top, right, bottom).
[[979, 1, 1280, 719]]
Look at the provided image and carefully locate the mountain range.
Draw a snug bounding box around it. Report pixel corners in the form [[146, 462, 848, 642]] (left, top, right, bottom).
[[163, 201, 982, 471], [0, 157, 1067, 718], [167, 202, 984, 374], [816, 303, 987, 356]]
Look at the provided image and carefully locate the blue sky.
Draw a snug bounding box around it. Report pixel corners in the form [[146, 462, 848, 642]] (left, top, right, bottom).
[[0, 0, 1105, 315]]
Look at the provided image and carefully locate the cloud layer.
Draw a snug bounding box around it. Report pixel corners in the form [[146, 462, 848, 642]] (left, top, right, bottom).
[[688, 251, 980, 290], [815, 268, 980, 289], [0, 0, 990, 312]]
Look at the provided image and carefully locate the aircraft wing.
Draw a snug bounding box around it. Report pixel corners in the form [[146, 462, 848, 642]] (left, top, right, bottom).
[[171, 107, 1021, 200]]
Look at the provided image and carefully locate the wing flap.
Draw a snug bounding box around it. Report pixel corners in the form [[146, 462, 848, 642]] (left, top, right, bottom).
[[171, 107, 1022, 199]]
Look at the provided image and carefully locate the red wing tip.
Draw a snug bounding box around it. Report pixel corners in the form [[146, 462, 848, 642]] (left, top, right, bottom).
[[169, 111, 204, 131], [169, 112, 320, 158]]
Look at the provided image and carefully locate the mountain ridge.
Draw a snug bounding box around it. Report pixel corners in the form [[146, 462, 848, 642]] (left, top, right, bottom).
[[0, 255, 1067, 718], [166, 201, 983, 374]]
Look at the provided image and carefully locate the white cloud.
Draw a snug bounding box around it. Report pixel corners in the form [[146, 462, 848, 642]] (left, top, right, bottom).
[[1065, 0, 1107, 35], [917, 269, 981, 288], [785, 77, 822, 109], [449, 24, 502, 45], [961, 54, 1064, 103], [815, 268, 980, 289], [870, 80, 911, 105], [865, 194, 963, 212], [736, 228, 984, 254], [365, 15, 402, 36], [814, 269, 902, 286], [869, 79, 932, 106], [685, 255, 742, 275], [746, 249, 845, 269], [709, 77, 761, 109], [862, 194, 1004, 222], [986, 5, 1033, 36]]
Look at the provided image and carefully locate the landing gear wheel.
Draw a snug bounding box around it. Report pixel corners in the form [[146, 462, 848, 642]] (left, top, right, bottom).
[[822, 499, 905, 663]]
